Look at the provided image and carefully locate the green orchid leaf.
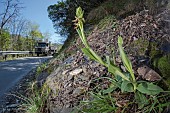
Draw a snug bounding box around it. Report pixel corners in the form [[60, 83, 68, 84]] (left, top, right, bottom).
[[79, 21, 84, 30], [118, 36, 135, 83], [115, 74, 122, 83], [82, 48, 97, 61], [147, 83, 164, 91], [137, 82, 163, 95], [76, 29, 83, 39], [115, 70, 130, 81], [107, 63, 120, 76], [103, 85, 117, 94], [137, 83, 150, 94], [101, 77, 121, 89], [135, 91, 149, 109], [121, 80, 134, 92], [106, 56, 110, 65], [118, 36, 123, 45], [108, 63, 130, 81], [77, 29, 87, 47], [118, 36, 132, 72]]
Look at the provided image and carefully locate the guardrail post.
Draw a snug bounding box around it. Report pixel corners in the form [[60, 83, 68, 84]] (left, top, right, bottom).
[[12, 54, 15, 58], [3, 55, 7, 61]]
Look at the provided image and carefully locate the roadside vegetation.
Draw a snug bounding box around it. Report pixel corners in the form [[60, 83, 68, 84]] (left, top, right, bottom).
[[18, 82, 50, 113], [16, 62, 51, 113]]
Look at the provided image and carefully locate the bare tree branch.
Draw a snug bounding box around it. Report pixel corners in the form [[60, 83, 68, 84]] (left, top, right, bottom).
[[0, 0, 22, 29]]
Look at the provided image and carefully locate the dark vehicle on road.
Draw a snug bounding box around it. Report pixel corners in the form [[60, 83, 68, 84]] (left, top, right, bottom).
[[35, 42, 57, 56]]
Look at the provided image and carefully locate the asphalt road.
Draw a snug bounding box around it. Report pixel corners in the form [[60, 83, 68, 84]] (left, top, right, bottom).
[[0, 56, 51, 98]]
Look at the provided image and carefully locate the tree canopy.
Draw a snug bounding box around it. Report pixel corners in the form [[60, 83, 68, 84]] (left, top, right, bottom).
[[47, 0, 168, 40], [0, 29, 10, 51], [47, 0, 104, 37]]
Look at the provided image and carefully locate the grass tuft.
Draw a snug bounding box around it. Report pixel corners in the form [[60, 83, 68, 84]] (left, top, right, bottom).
[[18, 82, 50, 113]]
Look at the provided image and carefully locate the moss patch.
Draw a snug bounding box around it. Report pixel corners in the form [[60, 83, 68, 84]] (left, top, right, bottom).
[[149, 42, 161, 59], [153, 55, 170, 89], [130, 38, 149, 56], [156, 55, 170, 77]]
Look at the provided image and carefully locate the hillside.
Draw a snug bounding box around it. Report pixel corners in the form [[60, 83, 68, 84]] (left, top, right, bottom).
[[3, 1, 170, 113], [45, 7, 170, 113]]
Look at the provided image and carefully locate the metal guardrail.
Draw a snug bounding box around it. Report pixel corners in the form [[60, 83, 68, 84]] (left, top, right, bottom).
[[0, 51, 32, 56]]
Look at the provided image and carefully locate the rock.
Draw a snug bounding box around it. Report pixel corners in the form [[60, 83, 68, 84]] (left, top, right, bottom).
[[50, 67, 61, 76], [50, 106, 62, 113], [62, 70, 69, 75], [67, 74, 74, 81], [60, 108, 73, 113], [116, 100, 129, 107], [46, 67, 62, 95], [78, 75, 90, 81], [137, 65, 162, 81], [120, 65, 126, 72], [72, 87, 87, 96], [64, 56, 74, 64], [116, 57, 121, 63], [69, 68, 83, 76], [50, 106, 73, 113], [64, 87, 73, 95]]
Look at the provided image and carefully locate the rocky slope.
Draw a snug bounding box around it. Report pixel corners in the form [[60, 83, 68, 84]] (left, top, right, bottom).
[[45, 8, 170, 113]]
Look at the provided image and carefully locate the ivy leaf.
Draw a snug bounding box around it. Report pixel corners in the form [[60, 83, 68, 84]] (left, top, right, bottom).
[[137, 82, 163, 95], [121, 80, 134, 92]]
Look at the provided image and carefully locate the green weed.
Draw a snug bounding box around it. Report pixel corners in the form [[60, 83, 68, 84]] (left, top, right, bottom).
[[36, 63, 47, 76], [77, 92, 116, 113], [18, 82, 50, 113]]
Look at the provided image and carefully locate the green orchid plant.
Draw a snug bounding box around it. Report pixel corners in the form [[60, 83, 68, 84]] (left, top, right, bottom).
[[74, 7, 164, 96]]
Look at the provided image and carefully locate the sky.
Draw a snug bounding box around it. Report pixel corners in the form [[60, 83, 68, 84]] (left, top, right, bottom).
[[21, 0, 63, 43]]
